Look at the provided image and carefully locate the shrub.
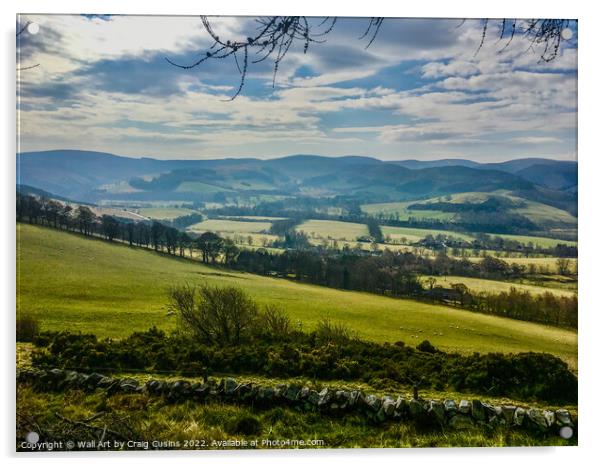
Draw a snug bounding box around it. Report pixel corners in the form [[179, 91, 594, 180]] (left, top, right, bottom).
[[416, 340, 437, 353], [16, 314, 40, 342], [314, 317, 351, 345], [30, 328, 578, 404], [255, 305, 291, 339], [168, 284, 258, 345], [226, 414, 262, 436]]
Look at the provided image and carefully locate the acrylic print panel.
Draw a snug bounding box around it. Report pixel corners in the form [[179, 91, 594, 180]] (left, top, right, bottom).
[[16, 14, 578, 451]]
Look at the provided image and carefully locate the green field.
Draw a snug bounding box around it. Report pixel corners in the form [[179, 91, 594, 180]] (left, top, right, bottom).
[[423, 275, 576, 297], [361, 201, 456, 221], [175, 181, 231, 194], [138, 207, 198, 220], [16, 224, 577, 367], [296, 220, 369, 241], [363, 192, 576, 229], [495, 234, 576, 249], [187, 219, 273, 234], [381, 225, 474, 243]]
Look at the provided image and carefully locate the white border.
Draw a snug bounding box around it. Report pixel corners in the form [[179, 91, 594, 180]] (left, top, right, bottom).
[[3, 1, 599, 465]]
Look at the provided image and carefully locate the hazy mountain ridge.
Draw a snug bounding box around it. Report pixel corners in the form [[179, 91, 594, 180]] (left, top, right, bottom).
[[17, 150, 577, 216]]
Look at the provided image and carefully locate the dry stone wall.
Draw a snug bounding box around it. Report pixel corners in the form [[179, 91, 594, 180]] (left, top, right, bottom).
[[17, 368, 575, 436]]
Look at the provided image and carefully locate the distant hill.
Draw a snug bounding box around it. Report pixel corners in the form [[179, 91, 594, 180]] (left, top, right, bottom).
[[16, 184, 95, 205], [390, 159, 480, 170], [17, 150, 577, 216]]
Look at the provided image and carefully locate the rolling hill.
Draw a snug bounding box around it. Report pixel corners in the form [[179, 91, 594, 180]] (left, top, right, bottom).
[[17, 151, 577, 217], [17, 223, 577, 367]]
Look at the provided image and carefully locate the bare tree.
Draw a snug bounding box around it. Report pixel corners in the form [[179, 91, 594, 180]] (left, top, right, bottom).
[[16, 21, 40, 71], [474, 18, 575, 62], [168, 17, 575, 100], [168, 284, 258, 345], [166, 16, 383, 100]]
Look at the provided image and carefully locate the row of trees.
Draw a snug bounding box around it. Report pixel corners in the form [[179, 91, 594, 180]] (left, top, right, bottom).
[[17, 193, 577, 328], [17, 193, 241, 265], [232, 248, 577, 328]]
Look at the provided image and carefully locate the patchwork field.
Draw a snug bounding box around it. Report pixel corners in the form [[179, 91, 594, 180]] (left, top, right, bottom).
[[138, 207, 199, 220], [361, 201, 456, 221], [423, 275, 576, 297], [187, 219, 273, 235], [17, 224, 577, 367], [296, 220, 369, 241], [362, 192, 577, 230], [495, 234, 576, 249], [497, 256, 577, 274], [381, 225, 474, 243]]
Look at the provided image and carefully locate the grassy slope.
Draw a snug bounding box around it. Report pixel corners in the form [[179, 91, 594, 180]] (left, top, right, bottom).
[[16, 224, 577, 367], [362, 191, 577, 228]]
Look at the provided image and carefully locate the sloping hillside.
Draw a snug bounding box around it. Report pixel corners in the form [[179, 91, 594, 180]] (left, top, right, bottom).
[[17, 223, 577, 366]]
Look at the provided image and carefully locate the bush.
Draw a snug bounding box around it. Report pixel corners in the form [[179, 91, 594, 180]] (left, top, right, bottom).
[[30, 328, 578, 404], [168, 284, 258, 345], [226, 414, 262, 436], [416, 340, 437, 353], [314, 317, 351, 345], [16, 314, 40, 342], [255, 305, 291, 339]]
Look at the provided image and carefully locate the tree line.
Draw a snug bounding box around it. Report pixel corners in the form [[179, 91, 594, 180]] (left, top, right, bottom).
[[232, 248, 577, 328], [17, 193, 240, 264], [17, 192, 576, 328]]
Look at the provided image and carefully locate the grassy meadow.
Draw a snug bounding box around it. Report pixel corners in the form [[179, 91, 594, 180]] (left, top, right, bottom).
[[361, 191, 577, 232], [17, 224, 577, 367]]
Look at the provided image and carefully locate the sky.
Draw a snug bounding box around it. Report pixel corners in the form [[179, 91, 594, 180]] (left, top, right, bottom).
[[16, 15, 578, 162]]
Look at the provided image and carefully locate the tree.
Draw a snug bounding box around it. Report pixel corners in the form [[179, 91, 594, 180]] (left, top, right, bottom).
[[168, 284, 258, 345], [196, 231, 224, 263], [556, 258, 572, 276], [222, 238, 240, 265], [76, 206, 95, 235], [151, 221, 165, 251], [425, 276, 437, 290], [100, 215, 120, 241]]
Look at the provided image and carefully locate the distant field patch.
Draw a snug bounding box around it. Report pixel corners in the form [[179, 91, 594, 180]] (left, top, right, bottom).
[[424, 275, 575, 297], [296, 220, 369, 241], [176, 181, 231, 194], [381, 226, 474, 243], [90, 207, 148, 222], [495, 234, 577, 249], [363, 192, 577, 231], [222, 216, 286, 221], [361, 201, 455, 221], [187, 219, 273, 234], [138, 207, 198, 220]]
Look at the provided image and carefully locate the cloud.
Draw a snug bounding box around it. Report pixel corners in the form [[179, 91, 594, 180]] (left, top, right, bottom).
[[16, 15, 578, 161]]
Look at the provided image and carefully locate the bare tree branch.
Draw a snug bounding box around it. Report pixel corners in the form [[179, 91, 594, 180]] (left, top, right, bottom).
[[166, 16, 384, 100], [169, 17, 575, 100]]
